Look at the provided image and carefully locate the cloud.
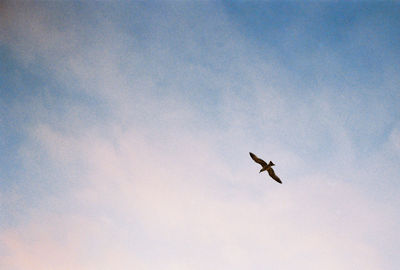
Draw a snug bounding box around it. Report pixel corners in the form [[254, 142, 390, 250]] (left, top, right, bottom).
[[2, 117, 395, 269], [389, 127, 400, 153], [1, 2, 400, 270]]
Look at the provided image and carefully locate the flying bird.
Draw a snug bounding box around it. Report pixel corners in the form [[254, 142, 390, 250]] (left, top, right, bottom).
[[249, 152, 282, 184]]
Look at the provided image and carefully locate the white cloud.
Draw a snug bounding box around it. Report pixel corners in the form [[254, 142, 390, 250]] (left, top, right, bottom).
[[2, 122, 392, 269], [1, 2, 400, 269]]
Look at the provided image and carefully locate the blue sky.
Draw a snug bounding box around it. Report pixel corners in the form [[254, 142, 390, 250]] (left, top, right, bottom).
[[1, 2, 400, 269]]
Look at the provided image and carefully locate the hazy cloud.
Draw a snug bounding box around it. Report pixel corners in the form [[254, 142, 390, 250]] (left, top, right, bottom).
[[1, 2, 400, 270]]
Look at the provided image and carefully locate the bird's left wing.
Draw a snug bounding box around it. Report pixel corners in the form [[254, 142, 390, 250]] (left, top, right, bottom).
[[267, 167, 282, 184]]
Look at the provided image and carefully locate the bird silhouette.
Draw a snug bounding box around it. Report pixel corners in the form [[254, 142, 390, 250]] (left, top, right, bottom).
[[249, 152, 282, 184]]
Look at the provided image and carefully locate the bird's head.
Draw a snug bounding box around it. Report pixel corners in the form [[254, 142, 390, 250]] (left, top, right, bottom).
[[269, 161, 275, 166]]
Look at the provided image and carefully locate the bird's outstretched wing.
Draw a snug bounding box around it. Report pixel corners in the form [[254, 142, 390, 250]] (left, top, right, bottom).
[[267, 167, 282, 184], [249, 152, 268, 167]]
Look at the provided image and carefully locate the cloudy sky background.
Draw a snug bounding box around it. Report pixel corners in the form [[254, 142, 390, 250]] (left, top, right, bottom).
[[1, 2, 400, 269]]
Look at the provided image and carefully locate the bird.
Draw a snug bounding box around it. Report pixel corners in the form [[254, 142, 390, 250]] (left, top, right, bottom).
[[249, 152, 282, 184]]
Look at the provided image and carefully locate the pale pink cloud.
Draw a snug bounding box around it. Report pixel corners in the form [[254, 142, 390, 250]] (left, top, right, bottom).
[[1, 2, 399, 269], [2, 124, 391, 269]]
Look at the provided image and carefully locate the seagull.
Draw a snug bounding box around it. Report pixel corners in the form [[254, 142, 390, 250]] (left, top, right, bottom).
[[249, 152, 282, 184]]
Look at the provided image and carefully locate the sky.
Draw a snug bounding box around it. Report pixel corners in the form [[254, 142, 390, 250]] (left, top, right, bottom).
[[1, 1, 400, 269]]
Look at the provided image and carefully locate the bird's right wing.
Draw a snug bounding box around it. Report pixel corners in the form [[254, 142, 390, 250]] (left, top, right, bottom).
[[249, 152, 268, 167]]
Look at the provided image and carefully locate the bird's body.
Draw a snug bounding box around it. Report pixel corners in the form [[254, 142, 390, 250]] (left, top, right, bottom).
[[249, 152, 282, 184]]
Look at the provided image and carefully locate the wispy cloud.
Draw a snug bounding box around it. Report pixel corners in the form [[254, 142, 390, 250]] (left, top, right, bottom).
[[1, 2, 399, 269]]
